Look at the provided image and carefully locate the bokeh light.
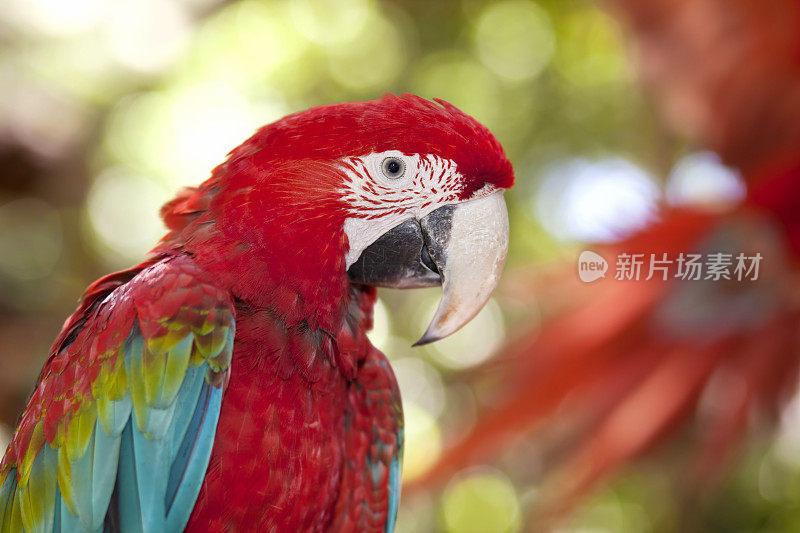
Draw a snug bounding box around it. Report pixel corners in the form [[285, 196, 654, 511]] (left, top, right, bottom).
[[395, 494, 436, 533], [104, 0, 191, 73], [391, 357, 446, 418], [367, 296, 391, 351], [412, 52, 501, 135], [103, 83, 284, 188], [0, 198, 62, 281], [473, 0, 555, 82], [85, 167, 169, 263], [536, 157, 661, 242], [327, 8, 407, 92], [289, 0, 369, 46], [666, 151, 746, 208], [6, 0, 104, 37], [167, 81, 271, 185], [2, 79, 90, 158], [554, 8, 629, 87], [442, 468, 522, 533], [186, 0, 311, 90], [402, 401, 442, 481]]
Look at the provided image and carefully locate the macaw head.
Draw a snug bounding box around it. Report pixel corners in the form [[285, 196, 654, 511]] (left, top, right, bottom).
[[161, 94, 513, 344]]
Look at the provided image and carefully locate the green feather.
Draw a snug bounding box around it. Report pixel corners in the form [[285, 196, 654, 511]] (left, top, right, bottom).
[[18, 445, 57, 533]]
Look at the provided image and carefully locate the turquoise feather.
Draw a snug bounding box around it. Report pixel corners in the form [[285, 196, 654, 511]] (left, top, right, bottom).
[[62, 421, 119, 531], [0, 467, 19, 529], [165, 383, 222, 531], [117, 422, 143, 533], [20, 445, 58, 533], [2, 259, 234, 533]]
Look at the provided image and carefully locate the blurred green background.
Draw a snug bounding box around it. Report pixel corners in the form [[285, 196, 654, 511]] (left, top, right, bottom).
[[0, 0, 792, 531]]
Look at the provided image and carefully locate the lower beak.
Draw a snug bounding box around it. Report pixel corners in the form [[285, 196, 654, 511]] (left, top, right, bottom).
[[347, 192, 509, 345]]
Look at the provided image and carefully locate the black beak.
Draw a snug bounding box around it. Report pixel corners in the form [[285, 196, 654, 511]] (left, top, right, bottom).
[[346, 193, 509, 345], [347, 206, 454, 290]]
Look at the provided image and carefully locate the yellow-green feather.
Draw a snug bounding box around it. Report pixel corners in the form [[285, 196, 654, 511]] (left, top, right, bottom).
[[18, 422, 45, 489], [64, 404, 97, 463], [0, 470, 24, 532], [56, 446, 76, 515], [4, 283, 236, 532], [18, 445, 57, 533], [162, 335, 193, 403], [142, 345, 167, 408], [147, 326, 190, 356]]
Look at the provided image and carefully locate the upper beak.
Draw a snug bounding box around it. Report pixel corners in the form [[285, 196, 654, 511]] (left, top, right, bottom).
[[347, 191, 509, 345]]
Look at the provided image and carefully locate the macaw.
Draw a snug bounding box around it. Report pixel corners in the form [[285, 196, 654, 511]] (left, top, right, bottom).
[[0, 94, 514, 532]]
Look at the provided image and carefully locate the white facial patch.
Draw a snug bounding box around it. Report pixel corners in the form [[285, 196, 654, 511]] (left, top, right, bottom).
[[339, 150, 497, 268]]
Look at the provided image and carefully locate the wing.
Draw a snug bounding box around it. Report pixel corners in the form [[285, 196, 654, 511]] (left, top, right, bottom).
[[330, 348, 404, 533], [0, 255, 235, 533]]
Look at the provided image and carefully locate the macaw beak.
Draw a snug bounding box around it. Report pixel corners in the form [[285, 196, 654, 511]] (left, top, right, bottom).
[[347, 191, 509, 345]]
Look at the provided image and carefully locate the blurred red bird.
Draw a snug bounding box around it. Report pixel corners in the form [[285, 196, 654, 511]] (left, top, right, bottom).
[[412, 0, 800, 523]]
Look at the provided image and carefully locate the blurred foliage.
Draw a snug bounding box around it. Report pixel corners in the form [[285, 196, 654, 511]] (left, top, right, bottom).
[[0, 0, 790, 531]]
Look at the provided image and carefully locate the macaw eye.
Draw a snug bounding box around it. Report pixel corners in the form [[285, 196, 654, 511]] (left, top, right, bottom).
[[381, 157, 405, 179]]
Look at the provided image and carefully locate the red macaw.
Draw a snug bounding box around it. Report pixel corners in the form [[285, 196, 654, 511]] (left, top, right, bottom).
[[0, 94, 514, 532]]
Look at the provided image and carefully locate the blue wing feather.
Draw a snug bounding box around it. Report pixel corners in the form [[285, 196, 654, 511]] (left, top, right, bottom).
[[0, 468, 18, 530], [117, 422, 143, 533], [22, 445, 58, 533], [385, 426, 403, 533], [90, 426, 120, 530], [165, 383, 223, 531], [0, 256, 234, 533], [58, 341, 226, 533], [113, 363, 222, 533]]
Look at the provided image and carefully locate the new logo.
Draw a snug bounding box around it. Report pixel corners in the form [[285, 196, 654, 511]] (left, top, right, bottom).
[[578, 250, 608, 282]]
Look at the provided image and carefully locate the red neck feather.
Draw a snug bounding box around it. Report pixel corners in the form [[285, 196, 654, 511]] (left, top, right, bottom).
[[158, 156, 352, 334]]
